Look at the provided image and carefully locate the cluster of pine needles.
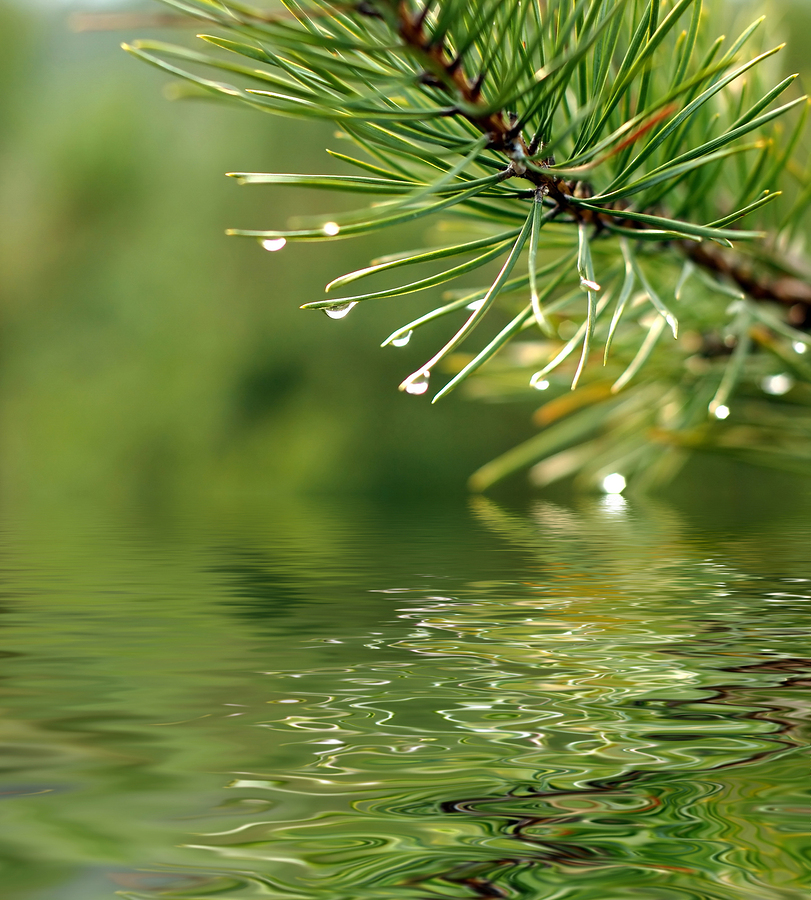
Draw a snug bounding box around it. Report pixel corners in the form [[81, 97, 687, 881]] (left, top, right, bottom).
[[127, 0, 811, 490]]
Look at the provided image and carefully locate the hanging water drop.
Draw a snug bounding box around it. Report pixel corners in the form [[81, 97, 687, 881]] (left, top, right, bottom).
[[402, 370, 430, 395], [261, 237, 287, 252], [712, 404, 730, 420], [761, 373, 794, 396], [391, 330, 413, 348], [530, 371, 550, 390], [793, 340, 808, 354], [466, 298, 485, 311], [324, 301, 357, 320], [602, 473, 626, 494], [322, 222, 340, 236]]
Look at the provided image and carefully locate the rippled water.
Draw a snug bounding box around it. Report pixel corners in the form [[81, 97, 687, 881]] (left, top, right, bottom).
[[1, 495, 810, 900]]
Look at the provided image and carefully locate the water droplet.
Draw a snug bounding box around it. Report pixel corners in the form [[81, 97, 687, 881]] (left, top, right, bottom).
[[324, 301, 357, 320], [391, 330, 413, 347], [531, 377, 550, 391], [402, 370, 430, 395], [466, 298, 485, 311], [712, 404, 730, 420], [793, 340, 808, 354], [261, 237, 287, 252], [322, 222, 340, 236], [761, 373, 794, 396], [602, 473, 626, 494]]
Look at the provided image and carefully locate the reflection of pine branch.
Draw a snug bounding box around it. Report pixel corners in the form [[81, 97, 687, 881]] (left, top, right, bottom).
[[418, 655, 811, 897], [128, 0, 811, 491]]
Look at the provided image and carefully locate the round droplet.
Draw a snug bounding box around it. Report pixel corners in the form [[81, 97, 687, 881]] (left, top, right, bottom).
[[602, 473, 626, 494], [793, 340, 808, 355], [324, 301, 357, 320], [761, 373, 794, 396], [322, 222, 340, 236], [712, 404, 730, 420], [391, 330, 413, 348], [532, 378, 550, 391], [466, 298, 485, 311], [403, 370, 430, 395], [261, 238, 287, 252]]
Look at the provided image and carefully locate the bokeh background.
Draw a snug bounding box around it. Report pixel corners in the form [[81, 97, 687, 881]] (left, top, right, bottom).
[[1, 0, 810, 515]]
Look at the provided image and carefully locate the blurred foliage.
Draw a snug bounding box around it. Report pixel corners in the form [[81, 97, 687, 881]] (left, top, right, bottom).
[[0, 0, 537, 513]]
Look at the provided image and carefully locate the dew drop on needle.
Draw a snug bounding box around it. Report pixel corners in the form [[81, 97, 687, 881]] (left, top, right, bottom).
[[324, 302, 357, 320], [403, 370, 430, 395], [391, 330, 413, 347]]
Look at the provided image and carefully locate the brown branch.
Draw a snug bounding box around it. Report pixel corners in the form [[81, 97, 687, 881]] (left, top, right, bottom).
[[99, 2, 810, 324], [390, 2, 811, 322], [395, 2, 571, 200], [686, 242, 811, 325]]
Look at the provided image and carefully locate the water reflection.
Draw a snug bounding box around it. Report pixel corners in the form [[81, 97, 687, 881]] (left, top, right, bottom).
[[0, 496, 809, 900]]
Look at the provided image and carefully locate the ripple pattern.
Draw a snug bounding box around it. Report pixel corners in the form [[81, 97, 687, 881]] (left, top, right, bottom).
[[118, 504, 811, 900]]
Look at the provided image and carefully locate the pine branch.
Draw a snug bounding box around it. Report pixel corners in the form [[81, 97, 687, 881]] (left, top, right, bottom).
[[127, 0, 811, 491], [376, 2, 811, 319]]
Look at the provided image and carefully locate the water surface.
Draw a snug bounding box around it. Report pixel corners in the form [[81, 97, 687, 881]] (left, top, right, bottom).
[[1, 495, 809, 899]]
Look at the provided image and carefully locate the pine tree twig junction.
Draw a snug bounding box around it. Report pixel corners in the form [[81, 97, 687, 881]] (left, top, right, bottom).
[[126, 0, 811, 491]]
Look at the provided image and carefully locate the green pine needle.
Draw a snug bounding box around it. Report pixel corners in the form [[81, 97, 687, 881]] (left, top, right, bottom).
[[130, 0, 811, 492]]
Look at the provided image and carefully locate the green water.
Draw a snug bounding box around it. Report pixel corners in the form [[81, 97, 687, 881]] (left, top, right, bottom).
[[1, 496, 809, 900]]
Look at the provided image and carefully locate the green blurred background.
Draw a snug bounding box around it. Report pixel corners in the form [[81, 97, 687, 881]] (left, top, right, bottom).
[[0, 0, 809, 513], [0, 0, 543, 512]]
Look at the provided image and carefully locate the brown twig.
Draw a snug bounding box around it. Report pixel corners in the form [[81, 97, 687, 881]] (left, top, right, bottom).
[[686, 241, 811, 325], [82, 2, 811, 322], [396, 2, 569, 197], [394, 1, 811, 322]]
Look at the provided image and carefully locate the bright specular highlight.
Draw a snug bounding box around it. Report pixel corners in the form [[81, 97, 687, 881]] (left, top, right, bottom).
[[602, 472, 626, 494]]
